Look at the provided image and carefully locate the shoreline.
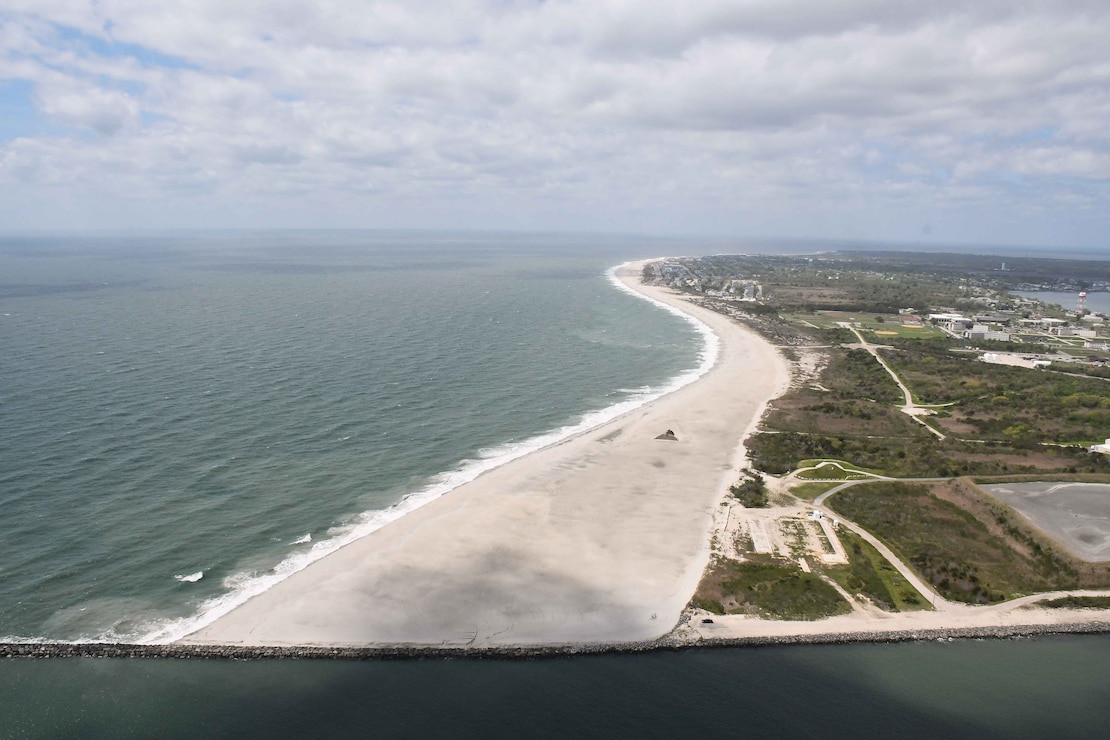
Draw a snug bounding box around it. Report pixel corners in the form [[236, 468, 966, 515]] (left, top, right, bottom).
[[176, 260, 792, 647], [133, 260, 721, 644], [10, 260, 1110, 655]]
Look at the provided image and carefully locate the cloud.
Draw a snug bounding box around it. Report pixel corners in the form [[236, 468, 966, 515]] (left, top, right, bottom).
[[0, 1, 1107, 244], [34, 82, 139, 135]]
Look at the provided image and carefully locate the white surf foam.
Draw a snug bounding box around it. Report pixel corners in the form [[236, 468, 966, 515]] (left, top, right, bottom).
[[292, 533, 312, 544], [0, 634, 95, 645], [137, 261, 719, 644], [174, 572, 203, 583]]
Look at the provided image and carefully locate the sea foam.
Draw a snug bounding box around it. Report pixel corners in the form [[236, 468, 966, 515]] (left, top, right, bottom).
[[138, 262, 718, 644], [174, 572, 204, 583]]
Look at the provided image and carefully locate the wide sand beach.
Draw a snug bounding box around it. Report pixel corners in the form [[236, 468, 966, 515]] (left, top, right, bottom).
[[182, 260, 790, 647]]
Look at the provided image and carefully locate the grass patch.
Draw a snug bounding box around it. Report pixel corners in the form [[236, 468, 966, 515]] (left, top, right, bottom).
[[750, 431, 1097, 479], [795, 459, 884, 480], [828, 482, 1080, 603], [790, 481, 841, 501], [796, 467, 875, 481], [824, 530, 931, 611], [693, 554, 851, 620], [690, 597, 725, 615], [1040, 596, 1110, 609], [781, 312, 849, 330], [860, 322, 944, 339], [798, 459, 882, 474]]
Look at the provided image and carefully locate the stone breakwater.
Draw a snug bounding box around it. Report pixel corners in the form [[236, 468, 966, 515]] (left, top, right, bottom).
[[3, 621, 1109, 660]]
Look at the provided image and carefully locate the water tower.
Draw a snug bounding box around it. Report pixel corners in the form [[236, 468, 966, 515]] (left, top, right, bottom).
[[1077, 291, 1088, 314]]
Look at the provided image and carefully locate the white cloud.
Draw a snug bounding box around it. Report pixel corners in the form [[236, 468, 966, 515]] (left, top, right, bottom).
[[34, 82, 139, 135], [0, 1, 1107, 244]]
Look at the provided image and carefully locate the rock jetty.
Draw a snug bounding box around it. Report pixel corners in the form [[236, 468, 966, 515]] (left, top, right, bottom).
[[3, 621, 1109, 660]]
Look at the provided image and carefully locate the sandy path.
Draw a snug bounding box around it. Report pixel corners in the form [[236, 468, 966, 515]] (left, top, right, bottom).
[[181, 261, 790, 647], [686, 590, 1110, 642]]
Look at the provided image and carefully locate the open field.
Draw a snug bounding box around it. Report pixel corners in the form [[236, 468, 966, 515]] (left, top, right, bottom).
[[826, 482, 1101, 603], [880, 338, 1110, 446], [785, 311, 945, 339], [745, 323, 1107, 479]]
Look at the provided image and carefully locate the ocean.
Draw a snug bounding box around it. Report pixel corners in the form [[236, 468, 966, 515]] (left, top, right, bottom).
[[2, 231, 1109, 736], [0, 231, 706, 643]]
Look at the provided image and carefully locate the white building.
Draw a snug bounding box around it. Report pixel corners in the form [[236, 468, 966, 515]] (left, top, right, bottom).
[[1049, 326, 1098, 339], [981, 353, 1052, 369], [965, 324, 1011, 342], [1091, 439, 1110, 455], [928, 313, 972, 331]]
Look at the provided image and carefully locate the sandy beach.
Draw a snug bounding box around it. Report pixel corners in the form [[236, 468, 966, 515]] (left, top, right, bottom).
[[182, 261, 791, 647], [176, 259, 1110, 649]]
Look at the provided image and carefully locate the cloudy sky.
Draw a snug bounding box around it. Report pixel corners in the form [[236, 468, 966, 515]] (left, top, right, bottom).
[[1, 1, 1108, 247]]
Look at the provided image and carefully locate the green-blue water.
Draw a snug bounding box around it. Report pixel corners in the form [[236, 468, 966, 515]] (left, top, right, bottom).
[[3, 232, 1108, 735]]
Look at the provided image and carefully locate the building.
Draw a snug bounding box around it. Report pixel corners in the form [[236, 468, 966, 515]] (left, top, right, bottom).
[[981, 353, 1052, 369], [1091, 439, 1110, 455], [1048, 325, 1097, 338], [1017, 317, 1069, 331], [965, 324, 1011, 342], [928, 313, 973, 332]]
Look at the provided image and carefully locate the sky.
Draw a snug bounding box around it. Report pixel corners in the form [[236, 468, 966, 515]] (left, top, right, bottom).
[[1, 1, 1108, 248]]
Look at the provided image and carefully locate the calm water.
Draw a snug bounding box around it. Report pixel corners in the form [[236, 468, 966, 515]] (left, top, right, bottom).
[[3, 636, 1110, 738], [1017, 290, 1110, 315], [3, 232, 1109, 735]]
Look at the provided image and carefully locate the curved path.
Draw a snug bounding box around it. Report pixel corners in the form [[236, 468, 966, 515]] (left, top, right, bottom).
[[813, 481, 1110, 614], [813, 485, 954, 611], [840, 323, 946, 439]]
